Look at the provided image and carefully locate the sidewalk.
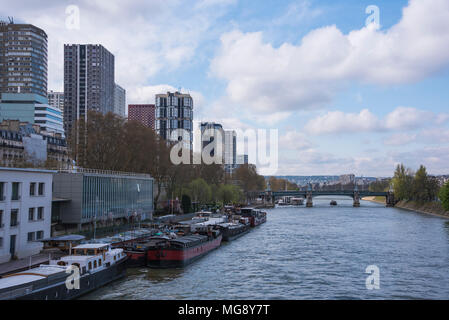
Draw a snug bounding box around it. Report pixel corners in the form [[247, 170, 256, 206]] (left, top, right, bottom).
[[0, 250, 63, 277]]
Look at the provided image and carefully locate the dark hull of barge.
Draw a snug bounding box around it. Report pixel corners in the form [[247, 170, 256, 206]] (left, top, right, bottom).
[[1, 258, 127, 300]]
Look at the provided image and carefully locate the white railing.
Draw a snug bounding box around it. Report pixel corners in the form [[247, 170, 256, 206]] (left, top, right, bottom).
[[58, 167, 152, 179]]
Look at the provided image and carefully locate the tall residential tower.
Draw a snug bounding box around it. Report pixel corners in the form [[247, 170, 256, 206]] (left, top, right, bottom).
[[155, 91, 193, 150], [63, 44, 115, 135], [0, 21, 48, 97]]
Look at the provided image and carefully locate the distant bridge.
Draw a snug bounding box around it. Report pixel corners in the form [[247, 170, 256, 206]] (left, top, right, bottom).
[[250, 190, 395, 207]]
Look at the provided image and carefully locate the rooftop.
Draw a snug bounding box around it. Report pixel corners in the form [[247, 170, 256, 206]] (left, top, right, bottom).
[[57, 167, 152, 179], [0, 167, 56, 174]]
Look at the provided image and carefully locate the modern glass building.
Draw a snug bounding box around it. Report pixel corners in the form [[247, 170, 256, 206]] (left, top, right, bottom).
[[52, 169, 153, 228]]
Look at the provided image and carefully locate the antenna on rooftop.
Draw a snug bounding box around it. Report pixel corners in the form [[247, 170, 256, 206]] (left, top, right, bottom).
[[8, 17, 14, 24]]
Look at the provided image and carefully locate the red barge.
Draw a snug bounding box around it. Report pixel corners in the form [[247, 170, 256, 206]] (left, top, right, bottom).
[[125, 229, 222, 268]]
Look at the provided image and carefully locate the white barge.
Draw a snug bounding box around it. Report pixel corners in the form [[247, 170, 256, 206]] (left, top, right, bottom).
[[0, 243, 127, 300]]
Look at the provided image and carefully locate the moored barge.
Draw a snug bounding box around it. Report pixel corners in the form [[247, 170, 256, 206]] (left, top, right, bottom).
[[218, 219, 251, 242], [0, 243, 127, 300], [145, 229, 222, 268], [240, 208, 267, 227]]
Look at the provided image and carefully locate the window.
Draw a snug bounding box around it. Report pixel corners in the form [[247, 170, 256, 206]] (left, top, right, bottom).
[[0, 210, 3, 227], [28, 208, 35, 221], [38, 183, 44, 196], [98, 259, 102, 266], [27, 232, 35, 242], [0, 182, 4, 200], [11, 182, 20, 200], [88, 262, 92, 270], [29, 182, 36, 196], [36, 231, 44, 240], [93, 260, 97, 268], [0, 237, 3, 247], [37, 207, 44, 220], [10, 209, 18, 227]]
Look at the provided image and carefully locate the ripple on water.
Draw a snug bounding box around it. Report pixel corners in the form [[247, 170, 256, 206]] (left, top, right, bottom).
[[82, 201, 449, 300]]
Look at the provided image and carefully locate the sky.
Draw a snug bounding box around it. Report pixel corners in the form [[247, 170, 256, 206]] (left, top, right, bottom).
[[2, 0, 449, 177]]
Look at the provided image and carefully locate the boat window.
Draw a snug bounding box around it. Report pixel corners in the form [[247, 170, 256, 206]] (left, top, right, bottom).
[[57, 261, 66, 266], [94, 260, 97, 268], [98, 259, 102, 266], [114, 255, 116, 261], [88, 261, 92, 270]]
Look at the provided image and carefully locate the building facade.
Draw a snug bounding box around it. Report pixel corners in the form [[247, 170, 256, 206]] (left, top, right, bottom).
[[47, 91, 64, 112], [0, 21, 48, 98], [155, 91, 193, 150], [0, 93, 64, 136], [200, 122, 225, 160], [113, 84, 126, 118], [224, 130, 237, 173], [34, 103, 64, 136], [0, 167, 54, 263], [0, 120, 69, 168], [52, 169, 154, 229], [128, 104, 155, 129], [63, 44, 115, 135]]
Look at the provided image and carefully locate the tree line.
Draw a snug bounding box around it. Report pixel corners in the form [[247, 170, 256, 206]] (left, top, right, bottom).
[[69, 111, 266, 211], [391, 164, 440, 202]]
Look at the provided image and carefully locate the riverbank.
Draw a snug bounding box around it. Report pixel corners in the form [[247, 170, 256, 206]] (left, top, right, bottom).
[[394, 200, 449, 219], [363, 197, 449, 219], [362, 196, 386, 204]]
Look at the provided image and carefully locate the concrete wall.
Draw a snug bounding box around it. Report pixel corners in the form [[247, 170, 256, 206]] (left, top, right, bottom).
[[0, 168, 54, 263], [52, 173, 83, 225]]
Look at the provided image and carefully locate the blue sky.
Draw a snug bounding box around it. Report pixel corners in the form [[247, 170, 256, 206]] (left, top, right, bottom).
[[2, 0, 448, 176]]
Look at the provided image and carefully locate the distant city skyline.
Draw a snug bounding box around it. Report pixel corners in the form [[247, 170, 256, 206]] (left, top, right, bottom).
[[2, 0, 449, 176]]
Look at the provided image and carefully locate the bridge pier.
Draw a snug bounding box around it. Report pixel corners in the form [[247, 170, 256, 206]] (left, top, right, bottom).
[[386, 192, 395, 207], [306, 192, 313, 207], [353, 191, 360, 207]]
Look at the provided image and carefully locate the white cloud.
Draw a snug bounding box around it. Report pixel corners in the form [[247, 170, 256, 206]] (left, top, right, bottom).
[[384, 107, 433, 130], [304, 109, 381, 135], [1, 0, 234, 95], [210, 0, 449, 112], [279, 130, 312, 150], [304, 106, 445, 135], [384, 133, 417, 146]]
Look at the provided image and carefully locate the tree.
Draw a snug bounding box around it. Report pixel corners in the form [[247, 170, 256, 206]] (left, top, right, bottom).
[[369, 179, 391, 192], [218, 184, 243, 204], [439, 182, 449, 211], [392, 164, 414, 201], [187, 178, 211, 204], [234, 164, 266, 193]]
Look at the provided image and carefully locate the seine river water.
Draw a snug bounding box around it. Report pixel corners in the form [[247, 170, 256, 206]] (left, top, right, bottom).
[[83, 197, 449, 300]]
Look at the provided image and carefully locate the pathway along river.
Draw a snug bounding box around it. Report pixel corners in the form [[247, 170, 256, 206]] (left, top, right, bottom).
[[83, 197, 449, 299]]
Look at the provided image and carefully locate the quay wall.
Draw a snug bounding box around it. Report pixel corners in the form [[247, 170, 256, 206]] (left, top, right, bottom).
[[394, 200, 449, 219]]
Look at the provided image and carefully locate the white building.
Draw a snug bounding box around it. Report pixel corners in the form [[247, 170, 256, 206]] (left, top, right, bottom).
[[0, 167, 55, 264], [47, 91, 64, 112]]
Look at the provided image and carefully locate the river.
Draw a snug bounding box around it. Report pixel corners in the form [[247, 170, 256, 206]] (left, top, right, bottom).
[[83, 197, 449, 299]]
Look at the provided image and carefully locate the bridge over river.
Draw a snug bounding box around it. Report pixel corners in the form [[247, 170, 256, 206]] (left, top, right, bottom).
[[252, 189, 395, 207]]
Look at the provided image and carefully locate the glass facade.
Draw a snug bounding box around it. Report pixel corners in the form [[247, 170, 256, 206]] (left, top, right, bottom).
[[81, 175, 153, 221]]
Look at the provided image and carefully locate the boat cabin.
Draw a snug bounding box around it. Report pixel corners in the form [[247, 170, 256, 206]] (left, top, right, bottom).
[[51, 243, 126, 275]]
